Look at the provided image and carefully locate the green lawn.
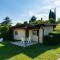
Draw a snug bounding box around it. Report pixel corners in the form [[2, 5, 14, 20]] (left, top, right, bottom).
[[0, 42, 60, 60]]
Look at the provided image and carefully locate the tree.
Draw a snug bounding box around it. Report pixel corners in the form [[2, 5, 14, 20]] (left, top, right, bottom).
[[1, 16, 11, 26], [49, 9, 56, 23], [56, 18, 60, 24], [49, 18, 55, 24], [0, 17, 12, 40], [16, 23, 22, 26], [30, 18, 49, 24], [29, 16, 36, 24], [55, 23, 60, 32], [0, 26, 9, 40], [24, 21, 28, 25]]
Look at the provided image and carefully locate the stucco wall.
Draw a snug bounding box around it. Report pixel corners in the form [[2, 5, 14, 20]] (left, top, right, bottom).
[[29, 30, 32, 40], [44, 26, 53, 36], [13, 29, 25, 40], [13, 29, 38, 41], [39, 28, 43, 43], [28, 30, 38, 42], [32, 35, 38, 42]]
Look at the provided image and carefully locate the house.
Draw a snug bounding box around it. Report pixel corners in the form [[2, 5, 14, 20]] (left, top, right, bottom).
[[12, 24, 55, 44]]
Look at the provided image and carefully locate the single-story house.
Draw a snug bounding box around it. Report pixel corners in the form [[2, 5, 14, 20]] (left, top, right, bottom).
[[12, 24, 56, 44]]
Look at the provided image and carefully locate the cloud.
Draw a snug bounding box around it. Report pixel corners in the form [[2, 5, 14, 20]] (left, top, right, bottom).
[[54, 0, 60, 7], [11, 0, 60, 24], [13, 0, 60, 24], [26, 9, 48, 20]]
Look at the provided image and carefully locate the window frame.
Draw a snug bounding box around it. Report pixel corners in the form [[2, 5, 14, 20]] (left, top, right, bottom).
[[15, 31, 18, 35]]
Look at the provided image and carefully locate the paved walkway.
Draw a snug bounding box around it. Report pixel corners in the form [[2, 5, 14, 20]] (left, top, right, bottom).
[[11, 41, 37, 47]]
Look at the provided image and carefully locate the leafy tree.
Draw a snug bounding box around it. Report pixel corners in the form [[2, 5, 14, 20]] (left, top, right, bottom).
[[49, 18, 55, 24], [1, 16, 11, 26], [56, 18, 60, 24], [0, 17, 12, 40], [29, 16, 36, 24], [24, 21, 28, 25], [0, 26, 9, 40], [16, 23, 22, 26], [36, 20, 44, 24], [44, 20, 49, 24], [41, 18, 43, 21], [55, 23, 60, 32], [30, 19, 49, 24]]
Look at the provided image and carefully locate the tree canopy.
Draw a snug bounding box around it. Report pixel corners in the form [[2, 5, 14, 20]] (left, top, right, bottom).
[[1, 16, 11, 26], [0, 16, 12, 40], [49, 9, 56, 23], [29, 16, 36, 24], [55, 23, 60, 32], [56, 18, 60, 24], [24, 21, 28, 25]]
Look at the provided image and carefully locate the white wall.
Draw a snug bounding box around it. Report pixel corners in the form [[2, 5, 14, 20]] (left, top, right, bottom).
[[44, 26, 53, 36], [13, 29, 38, 42], [29, 30, 32, 40], [29, 30, 38, 42], [39, 28, 43, 43], [13, 29, 25, 40]]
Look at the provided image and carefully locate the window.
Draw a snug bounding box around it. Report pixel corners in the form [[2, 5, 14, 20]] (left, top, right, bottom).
[[15, 31, 18, 35], [32, 30, 39, 36]]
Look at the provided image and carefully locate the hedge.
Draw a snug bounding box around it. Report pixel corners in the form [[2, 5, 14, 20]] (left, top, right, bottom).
[[44, 32, 60, 45]]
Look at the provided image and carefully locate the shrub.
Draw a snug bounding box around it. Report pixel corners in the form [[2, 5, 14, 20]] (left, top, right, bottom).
[[0, 26, 13, 41], [44, 32, 60, 45], [43, 36, 50, 44]]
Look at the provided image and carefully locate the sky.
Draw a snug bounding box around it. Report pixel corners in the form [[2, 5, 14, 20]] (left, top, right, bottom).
[[0, 0, 60, 25]]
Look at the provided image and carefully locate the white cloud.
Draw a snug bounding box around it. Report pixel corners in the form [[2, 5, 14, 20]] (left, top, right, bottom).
[[36, 14, 48, 20], [41, 6, 51, 10], [27, 10, 35, 16], [54, 0, 60, 6], [15, 0, 60, 23], [26, 10, 48, 20]]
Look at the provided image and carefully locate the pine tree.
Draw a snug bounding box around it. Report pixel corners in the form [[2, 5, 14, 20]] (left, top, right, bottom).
[[49, 9, 56, 23]]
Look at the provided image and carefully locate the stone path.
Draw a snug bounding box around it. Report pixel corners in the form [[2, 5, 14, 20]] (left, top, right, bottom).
[[11, 41, 37, 47]]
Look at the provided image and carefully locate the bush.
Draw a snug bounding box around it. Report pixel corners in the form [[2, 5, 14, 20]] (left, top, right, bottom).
[[0, 26, 13, 41], [44, 32, 60, 45], [43, 36, 50, 44]]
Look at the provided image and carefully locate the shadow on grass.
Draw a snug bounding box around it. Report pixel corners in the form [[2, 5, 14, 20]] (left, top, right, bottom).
[[23, 43, 60, 58], [0, 42, 60, 60]]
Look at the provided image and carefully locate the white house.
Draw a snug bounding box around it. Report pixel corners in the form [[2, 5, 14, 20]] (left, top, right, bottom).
[[12, 24, 55, 44]]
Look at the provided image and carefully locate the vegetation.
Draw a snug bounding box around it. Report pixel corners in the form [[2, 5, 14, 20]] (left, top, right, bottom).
[[0, 41, 60, 60], [49, 9, 56, 23], [0, 9, 60, 60], [56, 18, 60, 24], [44, 33, 60, 45], [0, 16, 12, 40], [24, 21, 28, 25], [49, 18, 55, 24], [55, 23, 60, 32], [29, 17, 49, 25], [43, 23, 60, 44], [43, 22, 60, 45], [29, 16, 36, 24], [1, 16, 11, 26]]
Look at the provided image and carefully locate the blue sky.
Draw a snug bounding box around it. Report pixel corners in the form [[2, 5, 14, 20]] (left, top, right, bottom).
[[0, 0, 60, 25]]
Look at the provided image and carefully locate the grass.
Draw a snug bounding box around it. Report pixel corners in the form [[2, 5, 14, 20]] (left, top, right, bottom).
[[0, 42, 60, 60]]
